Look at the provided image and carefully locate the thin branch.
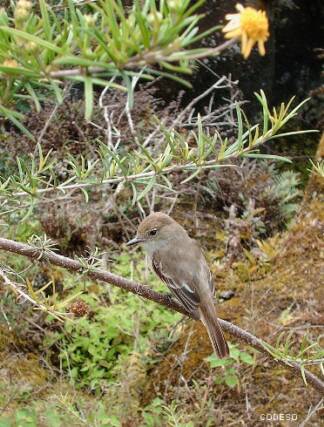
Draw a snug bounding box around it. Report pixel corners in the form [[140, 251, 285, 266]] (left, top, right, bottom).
[[0, 236, 323, 394], [36, 84, 71, 147], [299, 398, 323, 427], [0, 267, 66, 322], [7, 128, 275, 199], [48, 40, 236, 80], [168, 75, 236, 131]]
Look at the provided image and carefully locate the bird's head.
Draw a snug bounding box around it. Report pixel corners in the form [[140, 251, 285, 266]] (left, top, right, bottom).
[[126, 212, 179, 253]]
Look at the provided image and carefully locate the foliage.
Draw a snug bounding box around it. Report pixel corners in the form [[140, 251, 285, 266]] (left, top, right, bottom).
[[269, 169, 302, 221], [0, 391, 126, 426], [143, 398, 195, 427], [204, 162, 302, 243], [44, 252, 180, 390], [0, 0, 225, 131], [309, 159, 324, 177], [207, 343, 255, 388], [0, 91, 315, 225], [261, 332, 324, 386]]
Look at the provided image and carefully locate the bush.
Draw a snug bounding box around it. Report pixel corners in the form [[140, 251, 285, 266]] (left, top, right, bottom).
[[44, 252, 179, 390]]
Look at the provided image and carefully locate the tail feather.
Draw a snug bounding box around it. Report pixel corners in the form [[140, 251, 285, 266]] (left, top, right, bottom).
[[199, 303, 229, 359]]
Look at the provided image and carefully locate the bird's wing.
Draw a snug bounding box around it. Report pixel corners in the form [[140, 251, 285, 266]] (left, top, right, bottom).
[[191, 239, 215, 294], [152, 255, 200, 315]]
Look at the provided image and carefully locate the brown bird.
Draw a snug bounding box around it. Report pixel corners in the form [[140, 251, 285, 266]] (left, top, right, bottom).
[[127, 212, 229, 358]]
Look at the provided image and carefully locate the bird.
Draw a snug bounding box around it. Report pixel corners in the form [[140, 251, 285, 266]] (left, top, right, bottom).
[[126, 212, 229, 358]]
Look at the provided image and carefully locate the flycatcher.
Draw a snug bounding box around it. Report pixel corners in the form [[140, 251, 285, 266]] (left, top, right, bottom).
[[127, 212, 229, 359]]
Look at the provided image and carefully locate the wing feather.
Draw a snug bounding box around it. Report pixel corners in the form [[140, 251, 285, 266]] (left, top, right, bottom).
[[152, 256, 200, 314]]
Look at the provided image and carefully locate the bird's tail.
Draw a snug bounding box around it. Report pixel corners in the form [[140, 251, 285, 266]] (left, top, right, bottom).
[[199, 301, 229, 359]]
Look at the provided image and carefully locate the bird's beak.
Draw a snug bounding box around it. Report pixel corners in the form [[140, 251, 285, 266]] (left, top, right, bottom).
[[126, 236, 144, 246]]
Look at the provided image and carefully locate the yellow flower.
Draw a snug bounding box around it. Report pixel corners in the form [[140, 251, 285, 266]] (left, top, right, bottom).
[[14, 6, 29, 21], [223, 3, 269, 59], [16, 0, 32, 10], [84, 14, 96, 26], [2, 59, 19, 68], [14, 0, 32, 23]]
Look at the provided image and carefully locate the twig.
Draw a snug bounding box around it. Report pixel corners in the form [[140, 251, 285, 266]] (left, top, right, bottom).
[[48, 40, 236, 79], [37, 103, 59, 146], [0, 303, 12, 331], [0, 237, 323, 394], [299, 398, 323, 427], [36, 83, 71, 147], [166, 75, 234, 132], [0, 267, 66, 322], [99, 84, 116, 148], [7, 148, 246, 199]]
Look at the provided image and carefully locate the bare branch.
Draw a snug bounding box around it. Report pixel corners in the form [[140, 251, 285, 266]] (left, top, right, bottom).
[[0, 236, 323, 394]]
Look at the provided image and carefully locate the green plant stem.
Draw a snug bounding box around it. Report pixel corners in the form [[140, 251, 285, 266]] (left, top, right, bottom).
[[48, 39, 236, 79], [0, 236, 323, 394], [8, 120, 295, 200]]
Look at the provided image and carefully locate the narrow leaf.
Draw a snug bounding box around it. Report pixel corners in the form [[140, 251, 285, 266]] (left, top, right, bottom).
[[84, 77, 94, 121], [0, 26, 62, 53], [243, 153, 292, 163]]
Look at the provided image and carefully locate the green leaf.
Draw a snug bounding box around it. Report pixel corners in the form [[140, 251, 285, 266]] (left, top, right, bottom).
[[242, 153, 292, 163], [0, 26, 62, 53], [84, 77, 94, 121], [160, 61, 192, 74], [255, 90, 270, 134], [102, 0, 121, 45], [147, 68, 192, 88], [54, 56, 113, 69], [0, 105, 34, 140], [208, 355, 233, 368], [81, 188, 89, 203], [229, 347, 241, 361], [0, 64, 40, 78], [235, 102, 244, 149], [135, 3, 151, 48], [269, 130, 318, 140], [239, 351, 254, 365], [25, 83, 41, 112], [189, 24, 222, 45], [225, 374, 239, 388], [67, 0, 78, 28], [136, 178, 156, 201], [181, 168, 200, 184], [39, 0, 52, 40]]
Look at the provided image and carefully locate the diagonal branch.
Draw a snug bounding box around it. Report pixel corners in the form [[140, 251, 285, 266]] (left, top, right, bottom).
[[0, 237, 323, 394]]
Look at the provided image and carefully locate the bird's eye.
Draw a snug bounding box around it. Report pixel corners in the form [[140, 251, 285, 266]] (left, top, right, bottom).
[[148, 228, 158, 237]]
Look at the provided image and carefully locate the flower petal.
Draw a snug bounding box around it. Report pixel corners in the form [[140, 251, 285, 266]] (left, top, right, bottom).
[[243, 37, 255, 59], [258, 40, 266, 56], [224, 28, 242, 39], [225, 13, 239, 21], [222, 19, 240, 32]]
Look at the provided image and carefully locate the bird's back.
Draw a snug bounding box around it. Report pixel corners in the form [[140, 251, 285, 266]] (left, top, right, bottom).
[[152, 234, 214, 307]]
